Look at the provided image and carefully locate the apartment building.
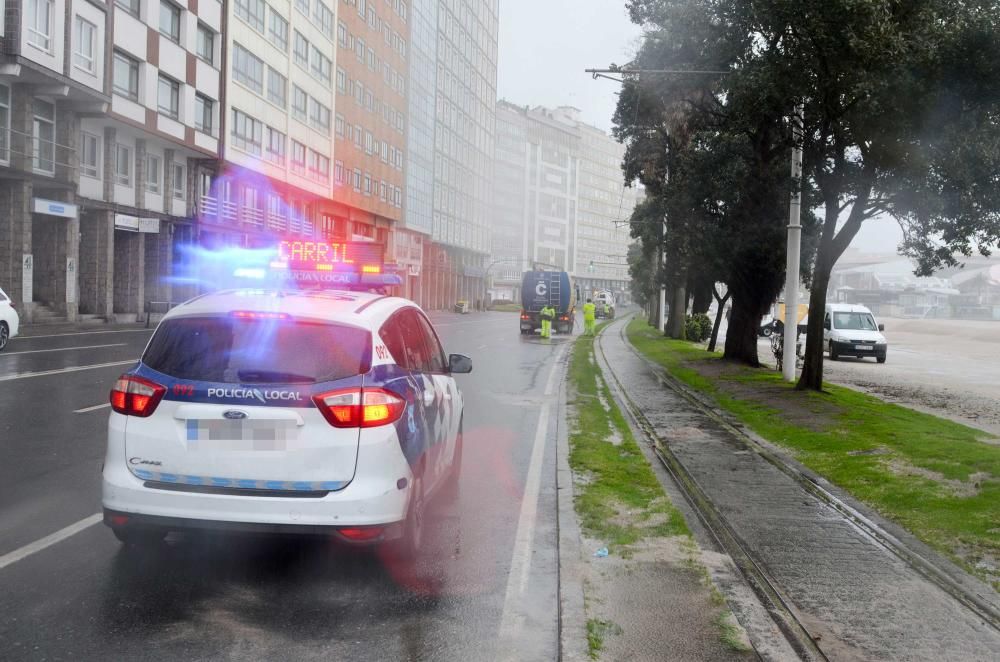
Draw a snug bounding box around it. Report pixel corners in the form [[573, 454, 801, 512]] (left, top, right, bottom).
[[0, 0, 222, 322], [489, 99, 528, 301], [332, 0, 410, 293]]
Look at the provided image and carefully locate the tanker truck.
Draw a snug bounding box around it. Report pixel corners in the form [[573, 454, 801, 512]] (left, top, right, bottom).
[[519, 270, 577, 335]]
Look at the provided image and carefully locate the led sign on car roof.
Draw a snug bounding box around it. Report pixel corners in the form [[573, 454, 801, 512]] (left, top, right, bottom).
[[271, 240, 384, 274]]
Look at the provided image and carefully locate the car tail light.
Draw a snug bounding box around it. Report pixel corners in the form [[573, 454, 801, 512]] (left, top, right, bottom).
[[313, 387, 405, 428], [337, 526, 384, 542], [110, 375, 166, 417], [520, 312, 530, 320]]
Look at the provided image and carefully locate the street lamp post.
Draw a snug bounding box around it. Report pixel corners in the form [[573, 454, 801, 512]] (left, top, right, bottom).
[[782, 104, 804, 382]]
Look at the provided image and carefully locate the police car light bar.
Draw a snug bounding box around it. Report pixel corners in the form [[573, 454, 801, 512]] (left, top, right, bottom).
[[264, 239, 400, 288]]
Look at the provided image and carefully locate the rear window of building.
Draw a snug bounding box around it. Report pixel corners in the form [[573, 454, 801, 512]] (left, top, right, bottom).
[[143, 315, 371, 384]]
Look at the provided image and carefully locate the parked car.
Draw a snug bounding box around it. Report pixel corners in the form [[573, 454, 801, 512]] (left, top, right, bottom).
[[0, 287, 19, 351], [823, 303, 888, 363]]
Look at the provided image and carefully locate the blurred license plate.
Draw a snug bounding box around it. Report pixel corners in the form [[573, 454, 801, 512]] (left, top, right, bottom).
[[855, 345, 873, 351], [186, 420, 290, 450]]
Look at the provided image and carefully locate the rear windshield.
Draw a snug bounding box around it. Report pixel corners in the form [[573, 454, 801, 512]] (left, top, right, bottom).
[[143, 315, 371, 384]]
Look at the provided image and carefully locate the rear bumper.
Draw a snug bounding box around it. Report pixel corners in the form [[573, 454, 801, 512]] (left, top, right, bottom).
[[102, 426, 414, 535], [832, 340, 886, 357]]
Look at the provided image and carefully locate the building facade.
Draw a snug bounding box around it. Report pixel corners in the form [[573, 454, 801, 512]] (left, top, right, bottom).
[[488, 102, 639, 304], [1, 0, 223, 323], [408, 0, 497, 310]]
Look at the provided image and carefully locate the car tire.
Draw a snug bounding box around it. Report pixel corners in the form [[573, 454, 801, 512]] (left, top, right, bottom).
[[761, 325, 772, 338], [112, 526, 167, 547], [829, 341, 838, 361], [876, 354, 887, 364], [391, 468, 426, 560], [0, 322, 8, 352]]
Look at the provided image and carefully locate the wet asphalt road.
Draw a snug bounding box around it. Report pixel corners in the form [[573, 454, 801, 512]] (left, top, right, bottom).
[[0, 312, 570, 661]]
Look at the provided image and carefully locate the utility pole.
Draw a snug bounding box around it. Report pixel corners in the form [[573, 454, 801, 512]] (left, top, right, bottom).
[[782, 104, 804, 382], [657, 218, 666, 333]]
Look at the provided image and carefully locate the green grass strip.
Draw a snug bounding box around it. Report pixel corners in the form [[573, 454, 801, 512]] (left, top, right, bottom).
[[627, 318, 1000, 591]]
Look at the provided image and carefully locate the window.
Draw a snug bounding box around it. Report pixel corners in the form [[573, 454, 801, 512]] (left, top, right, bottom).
[[293, 31, 309, 68], [353, 124, 362, 147], [310, 47, 331, 85], [380, 141, 388, 162], [157, 75, 180, 119], [80, 131, 99, 178], [235, 0, 266, 32], [292, 86, 307, 121], [113, 51, 139, 100], [115, 0, 139, 17], [355, 37, 364, 62], [367, 47, 376, 71], [265, 127, 285, 165], [114, 144, 131, 186], [309, 99, 330, 134], [73, 17, 96, 73], [159, 1, 181, 42], [196, 24, 215, 65], [364, 130, 373, 154], [195, 94, 214, 134], [266, 68, 286, 107], [363, 173, 371, 195], [335, 113, 345, 137], [314, 1, 333, 39], [294, 0, 308, 16], [172, 163, 185, 199], [356, 0, 365, 17], [27, 0, 52, 51], [336, 68, 346, 93], [352, 168, 361, 190], [230, 109, 263, 155], [0, 85, 8, 162], [146, 154, 161, 194], [269, 10, 288, 50], [233, 44, 264, 93], [337, 21, 347, 47], [379, 181, 387, 201], [32, 99, 54, 173], [334, 160, 344, 184], [291, 140, 306, 174]]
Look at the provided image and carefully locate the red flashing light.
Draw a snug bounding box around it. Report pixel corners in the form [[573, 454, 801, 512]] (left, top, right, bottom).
[[313, 387, 406, 428], [361, 265, 382, 274], [231, 311, 290, 320], [337, 526, 385, 542], [110, 375, 166, 417]]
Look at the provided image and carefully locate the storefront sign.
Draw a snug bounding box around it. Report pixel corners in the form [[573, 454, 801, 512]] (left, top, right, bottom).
[[114, 214, 140, 231], [32, 198, 78, 218], [138, 218, 160, 233]]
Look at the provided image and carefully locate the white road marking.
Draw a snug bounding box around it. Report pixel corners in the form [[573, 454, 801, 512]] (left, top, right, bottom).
[[13, 328, 150, 340], [0, 359, 137, 382], [74, 403, 111, 413], [498, 343, 568, 644], [0, 513, 103, 571], [0, 343, 126, 356]]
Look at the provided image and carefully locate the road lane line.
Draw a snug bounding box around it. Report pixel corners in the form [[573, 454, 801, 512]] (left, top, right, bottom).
[[0, 513, 103, 571], [0, 359, 137, 382], [74, 403, 111, 413], [13, 329, 151, 340], [1, 343, 127, 356], [498, 343, 568, 644]]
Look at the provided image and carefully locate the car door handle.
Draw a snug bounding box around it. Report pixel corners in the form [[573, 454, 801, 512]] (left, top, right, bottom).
[[423, 390, 435, 406]]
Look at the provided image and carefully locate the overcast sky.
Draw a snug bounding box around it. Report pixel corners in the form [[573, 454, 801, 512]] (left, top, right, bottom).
[[497, 0, 642, 132]]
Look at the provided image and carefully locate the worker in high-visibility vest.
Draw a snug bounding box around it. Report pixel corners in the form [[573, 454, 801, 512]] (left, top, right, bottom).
[[540, 305, 556, 339], [583, 298, 596, 336]]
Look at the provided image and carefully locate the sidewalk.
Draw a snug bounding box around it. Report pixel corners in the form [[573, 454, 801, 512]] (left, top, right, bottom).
[[596, 317, 1000, 661], [16, 320, 150, 338]]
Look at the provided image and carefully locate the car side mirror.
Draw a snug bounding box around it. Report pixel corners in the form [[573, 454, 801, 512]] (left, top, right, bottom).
[[449, 354, 472, 374], [878, 323, 885, 332], [824, 321, 831, 330]]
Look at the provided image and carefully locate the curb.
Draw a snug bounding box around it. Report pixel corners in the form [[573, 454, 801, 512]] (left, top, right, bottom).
[[555, 334, 590, 662]]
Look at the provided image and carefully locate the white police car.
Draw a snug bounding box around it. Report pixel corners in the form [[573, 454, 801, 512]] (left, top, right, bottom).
[[102, 243, 470, 556]]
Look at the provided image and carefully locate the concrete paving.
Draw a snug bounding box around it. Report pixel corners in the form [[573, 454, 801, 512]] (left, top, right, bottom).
[[600, 316, 1000, 661]]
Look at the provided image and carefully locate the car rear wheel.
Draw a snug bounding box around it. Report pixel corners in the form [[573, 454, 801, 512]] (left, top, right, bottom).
[[442, 419, 463, 500], [0, 322, 8, 351], [389, 469, 426, 559], [761, 325, 772, 337], [829, 341, 839, 361]]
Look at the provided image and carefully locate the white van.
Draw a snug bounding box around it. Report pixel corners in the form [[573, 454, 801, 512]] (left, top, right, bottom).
[[823, 303, 887, 363]]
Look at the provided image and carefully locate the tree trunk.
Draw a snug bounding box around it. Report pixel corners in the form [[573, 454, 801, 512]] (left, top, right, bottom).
[[691, 281, 713, 315], [708, 290, 731, 353], [797, 263, 833, 390], [669, 283, 687, 339]]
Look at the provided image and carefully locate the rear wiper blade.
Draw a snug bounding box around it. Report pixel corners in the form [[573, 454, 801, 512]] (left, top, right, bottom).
[[237, 370, 316, 384]]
